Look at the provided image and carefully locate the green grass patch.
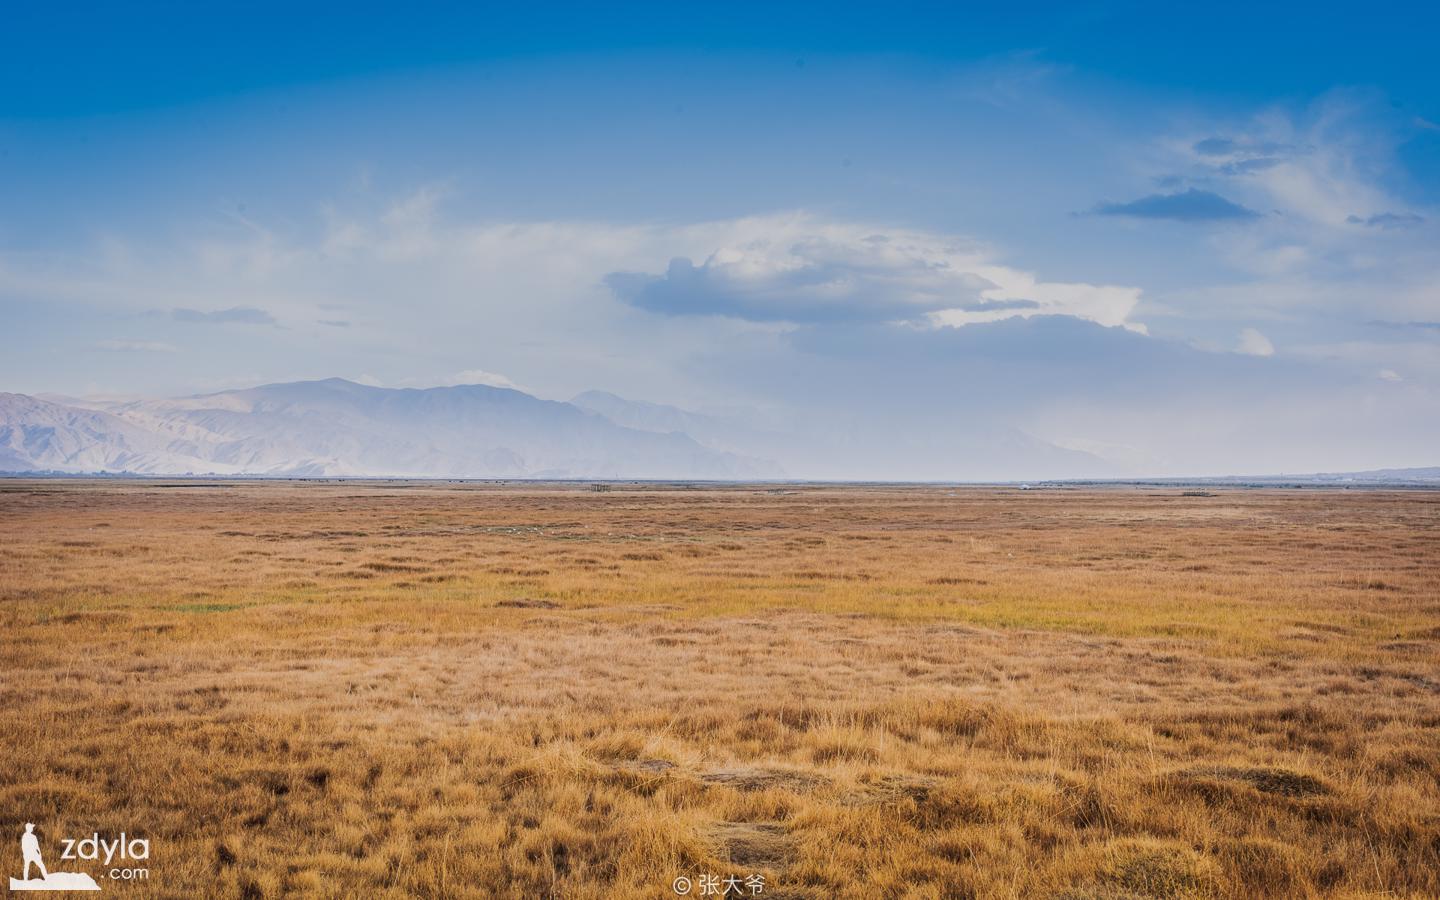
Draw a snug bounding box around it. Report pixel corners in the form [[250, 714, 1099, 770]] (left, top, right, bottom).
[[172, 602, 246, 613]]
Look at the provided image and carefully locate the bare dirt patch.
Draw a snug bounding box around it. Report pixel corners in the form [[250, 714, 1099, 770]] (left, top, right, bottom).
[[708, 821, 794, 870], [495, 597, 562, 609], [700, 767, 831, 794]]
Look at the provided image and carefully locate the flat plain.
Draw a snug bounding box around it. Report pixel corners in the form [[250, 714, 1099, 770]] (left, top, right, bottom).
[[1, 480, 1437, 899]]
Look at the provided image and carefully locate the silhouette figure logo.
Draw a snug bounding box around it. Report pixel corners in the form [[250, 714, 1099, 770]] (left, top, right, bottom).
[[9, 824, 101, 892]]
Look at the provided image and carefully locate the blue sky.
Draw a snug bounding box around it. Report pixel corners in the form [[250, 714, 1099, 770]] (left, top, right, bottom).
[[3, 2, 1438, 475]]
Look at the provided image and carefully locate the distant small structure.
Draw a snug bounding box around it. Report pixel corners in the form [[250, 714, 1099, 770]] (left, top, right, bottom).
[[590, 483, 612, 493]]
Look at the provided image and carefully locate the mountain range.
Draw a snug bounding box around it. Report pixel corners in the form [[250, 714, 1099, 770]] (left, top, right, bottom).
[[2, 374, 1129, 480], [2, 377, 1435, 482], [0, 379, 774, 479]]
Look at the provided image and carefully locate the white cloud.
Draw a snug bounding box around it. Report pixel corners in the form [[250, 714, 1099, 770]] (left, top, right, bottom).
[[93, 339, 178, 353], [938, 269, 1144, 331], [603, 217, 1145, 330], [379, 369, 525, 391], [447, 369, 520, 390], [1235, 328, 1275, 357]]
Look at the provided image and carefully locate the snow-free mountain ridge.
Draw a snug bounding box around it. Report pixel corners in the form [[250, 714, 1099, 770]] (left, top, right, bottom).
[[1, 379, 773, 478]]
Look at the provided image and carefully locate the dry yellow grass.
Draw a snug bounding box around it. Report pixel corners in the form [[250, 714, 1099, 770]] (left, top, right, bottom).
[[1, 480, 1437, 898]]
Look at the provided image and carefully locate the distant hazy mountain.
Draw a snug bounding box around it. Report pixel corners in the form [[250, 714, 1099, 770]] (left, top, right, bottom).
[[572, 390, 727, 439], [11, 378, 1425, 482], [571, 389, 1118, 481], [1198, 466, 1440, 485], [0, 379, 776, 478], [0, 392, 220, 474], [0, 378, 1115, 480], [571, 390, 791, 458]]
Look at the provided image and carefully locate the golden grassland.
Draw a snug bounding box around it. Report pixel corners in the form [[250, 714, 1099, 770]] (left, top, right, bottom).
[[1, 480, 1437, 899]]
